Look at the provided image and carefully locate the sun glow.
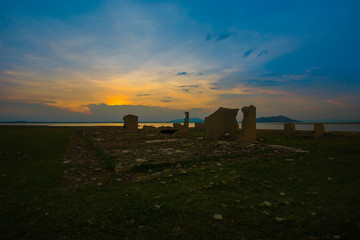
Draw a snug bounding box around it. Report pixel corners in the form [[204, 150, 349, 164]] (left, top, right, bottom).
[[106, 96, 132, 106]]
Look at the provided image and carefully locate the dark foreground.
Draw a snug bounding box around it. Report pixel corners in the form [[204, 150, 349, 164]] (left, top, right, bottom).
[[1, 126, 360, 239]]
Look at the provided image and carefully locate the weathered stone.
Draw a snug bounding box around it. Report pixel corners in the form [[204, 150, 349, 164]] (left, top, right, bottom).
[[123, 114, 138, 130], [241, 105, 256, 142], [314, 123, 325, 138], [142, 125, 157, 131], [173, 123, 182, 129], [194, 122, 204, 130], [204, 107, 239, 139], [176, 112, 190, 134], [284, 123, 296, 135]]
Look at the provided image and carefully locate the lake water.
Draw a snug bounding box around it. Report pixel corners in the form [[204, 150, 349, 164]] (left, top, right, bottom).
[[1, 122, 360, 132]]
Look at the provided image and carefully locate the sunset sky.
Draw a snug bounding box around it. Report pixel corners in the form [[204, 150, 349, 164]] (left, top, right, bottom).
[[1, 0, 359, 122]]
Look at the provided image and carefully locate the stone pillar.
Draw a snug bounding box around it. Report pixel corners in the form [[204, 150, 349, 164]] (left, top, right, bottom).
[[314, 123, 325, 138], [204, 107, 239, 139], [183, 112, 189, 128], [123, 114, 138, 130], [176, 112, 190, 134], [241, 105, 256, 142], [284, 123, 296, 135]]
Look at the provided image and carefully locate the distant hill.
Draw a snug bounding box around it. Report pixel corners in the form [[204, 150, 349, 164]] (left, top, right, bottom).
[[167, 118, 204, 123], [256, 115, 301, 123]]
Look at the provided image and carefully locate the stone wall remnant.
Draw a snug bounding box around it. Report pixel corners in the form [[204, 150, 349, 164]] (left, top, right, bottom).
[[241, 105, 256, 142], [123, 114, 138, 130], [176, 112, 190, 134], [173, 123, 182, 129], [142, 125, 157, 131], [284, 123, 296, 135], [314, 123, 325, 138], [204, 107, 239, 139], [195, 122, 204, 130]]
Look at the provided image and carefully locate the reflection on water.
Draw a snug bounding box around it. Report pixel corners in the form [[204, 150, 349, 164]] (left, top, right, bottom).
[[1, 122, 360, 132]]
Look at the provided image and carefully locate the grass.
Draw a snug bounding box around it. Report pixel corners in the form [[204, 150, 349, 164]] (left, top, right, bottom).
[[1, 126, 360, 239]]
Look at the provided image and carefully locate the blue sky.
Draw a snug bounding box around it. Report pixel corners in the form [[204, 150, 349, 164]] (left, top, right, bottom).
[[0, 0, 359, 121]]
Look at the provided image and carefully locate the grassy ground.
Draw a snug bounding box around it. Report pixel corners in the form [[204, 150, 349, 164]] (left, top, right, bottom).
[[1, 126, 360, 239]]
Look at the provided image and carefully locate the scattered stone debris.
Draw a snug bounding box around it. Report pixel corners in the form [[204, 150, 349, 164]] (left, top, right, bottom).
[[213, 214, 223, 220], [62, 126, 310, 188]]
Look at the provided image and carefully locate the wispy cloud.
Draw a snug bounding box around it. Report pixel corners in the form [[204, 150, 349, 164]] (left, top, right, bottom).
[[327, 99, 349, 106], [136, 94, 152, 97], [176, 72, 188, 76], [257, 50, 269, 58], [243, 49, 254, 57], [216, 32, 235, 41]]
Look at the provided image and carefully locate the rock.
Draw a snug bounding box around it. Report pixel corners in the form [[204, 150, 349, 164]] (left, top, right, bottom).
[[123, 114, 138, 130], [173, 123, 182, 129], [275, 217, 286, 222], [241, 105, 256, 143], [260, 201, 272, 207], [213, 214, 223, 220], [115, 165, 133, 174], [136, 158, 147, 163], [204, 107, 239, 139], [142, 125, 157, 131], [116, 178, 122, 182]]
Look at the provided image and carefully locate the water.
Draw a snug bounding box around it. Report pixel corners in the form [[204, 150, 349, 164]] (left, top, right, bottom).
[[1, 122, 360, 132]]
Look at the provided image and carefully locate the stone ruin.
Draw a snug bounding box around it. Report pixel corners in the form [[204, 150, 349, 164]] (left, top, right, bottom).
[[123, 114, 138, 130], [204, 107, 239, 139], [195, 122, 204, 130], [241, 105, 256, 142], [284, 123, 296, 135], [173, 123, 182, 129], [175, 112, 190, 134], [142, 125, 156, 131], [314, 123, 325, 138]]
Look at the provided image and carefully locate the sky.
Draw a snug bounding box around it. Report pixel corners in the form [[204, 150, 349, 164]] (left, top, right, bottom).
[[1, 0, 359, 122]]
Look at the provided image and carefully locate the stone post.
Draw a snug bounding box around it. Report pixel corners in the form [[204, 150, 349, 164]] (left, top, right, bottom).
[[284, 123, 296, 135], [314, 123, 325, 138], [241, 105, 256, 142]]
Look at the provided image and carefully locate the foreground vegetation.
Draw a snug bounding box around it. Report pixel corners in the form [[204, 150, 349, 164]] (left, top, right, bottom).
[[1, 126, 360, 239]]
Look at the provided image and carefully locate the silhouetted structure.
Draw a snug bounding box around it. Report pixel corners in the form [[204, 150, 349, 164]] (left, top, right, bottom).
[[123, 114, 138, 130], [314, 123, 325, 138], [241, 105, 256, 142], [284, 123, 296, 135], [204, 107, 239, 139]]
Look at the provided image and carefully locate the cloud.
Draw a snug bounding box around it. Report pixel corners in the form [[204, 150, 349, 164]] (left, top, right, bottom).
[[243, 49, 254, 57], [257, 50, 269, 58], [327, 99, 349, 106], [160, 99, 172, 102], [179, 85, 199, 88], [216, 32, 235, 41], [176, 72, 188, 76], [136, 94, 152, 97], [259, 73, 283, 77], [182, 89, 190, 93]]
